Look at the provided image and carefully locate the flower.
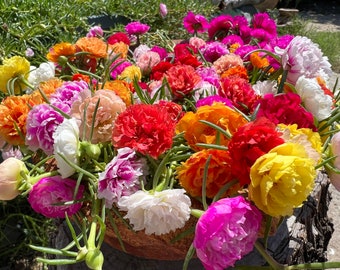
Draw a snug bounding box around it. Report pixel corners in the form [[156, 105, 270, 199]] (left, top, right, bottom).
[[75, 37, 108, 59], [112, 103, 177, 159], [0, 56, 30, 94], [125, 21, 150, 36], [70, 90, 126, 143], [118, 189, 191, 235], [28, 62, 55, 89], [193, 196, 262, 270], [25, 103, 64, 155], [28, 176, 84, 218], [52, 118, 80, 178], [183, 11, 209, 34], [46, 42, 76, 63], [249, 142, 316, 217], [86, 26, 103, 38], [0, 157, 28, 200], [176, 149, 240, 198], [159, 3, 167, 18], [98, 147, 148, 208]]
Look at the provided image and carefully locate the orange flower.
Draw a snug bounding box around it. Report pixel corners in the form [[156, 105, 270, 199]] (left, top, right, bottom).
[[46, 42, 76, 63], [0, 94, 43, 145], [176, 149, 240, 198], [249, 52, 274, 73], [108, 41, 129, 59], [37, 78, 63, 97], [176, 103, 247, 152], [101, 80, 132, 106], [229, 43, 241, 53], [75, 37, 108, 59], [220, 65, 248, 80]]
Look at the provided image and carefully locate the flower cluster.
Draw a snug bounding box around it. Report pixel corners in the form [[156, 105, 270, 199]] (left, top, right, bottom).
[[0, 9, 339, 270]]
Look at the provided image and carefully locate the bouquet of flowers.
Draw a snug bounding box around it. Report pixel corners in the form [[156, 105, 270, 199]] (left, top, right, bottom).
[[1, 7, 340, 270]]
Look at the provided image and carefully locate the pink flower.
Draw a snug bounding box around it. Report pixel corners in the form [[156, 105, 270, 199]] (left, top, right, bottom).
[[213, 53, 244, 75], [183, 11, 209, 34], [28, 176, 84, 218], [86, 26, 104, 38], [208, 15, 234, 41], [159, 3, 167, 18], [110, 58, 132, 79], [70, 90, 126, 144], [136, 51, 161, 75], [98, 147, 148, 208], [201, 41, 229, 63], [125, 21, 150, 36], [26, 104, 64, 155], [193, 196, 262, 270], [189, 37, 206, 50], [278, 36, 332, 85]]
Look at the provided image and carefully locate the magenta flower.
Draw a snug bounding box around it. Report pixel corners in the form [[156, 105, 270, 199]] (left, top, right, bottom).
[[98, 147, 148, 208], [208, 15, 234, 41], [110, 58, 132, 79], [125, 21, 150, 36], [26, 104, 64, 155], [196, 95, 234, 108], [86, 26, 104, 38], [251, 13, 277, 40], [150, 45, 168, 60], [193, 196, 262, 270], [196, 66, 220, 90], [201, 41, 229, 63], [28, 176, 84, 218], [159, 3, 167, 18], [183, 11, 209, 34], [50, 80, 90, 114]]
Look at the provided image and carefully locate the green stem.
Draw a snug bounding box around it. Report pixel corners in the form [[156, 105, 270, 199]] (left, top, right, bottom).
[[286, 262, 340, 269], [254, 241, 284, 270], [191, 209, 204, 219]]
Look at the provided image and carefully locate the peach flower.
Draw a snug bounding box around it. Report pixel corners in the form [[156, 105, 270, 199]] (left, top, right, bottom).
[[75, 37, 108, 59], [213, 53, 244, 75], [70, 90, 126, 143]]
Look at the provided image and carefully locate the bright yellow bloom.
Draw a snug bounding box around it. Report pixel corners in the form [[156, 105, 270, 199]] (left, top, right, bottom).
[[0, 56, 30, 94], [119, 65, 142, 82], [277, 123, 322, 164], [249, 142, 315, 217]]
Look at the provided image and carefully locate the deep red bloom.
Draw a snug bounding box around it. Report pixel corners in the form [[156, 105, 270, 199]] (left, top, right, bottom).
[[150, 61, 173, 81], [174, 43, 197, 59], [112, 104, 177, 159], [256, 92, 317, 131], [175, 54, 202, 68], [219, 75, 260, 114], [228, 117, 285, 186], [107, 32, 131, 46]]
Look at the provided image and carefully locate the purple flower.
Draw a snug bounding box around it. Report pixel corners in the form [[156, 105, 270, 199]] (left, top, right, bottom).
[[98, 147, 148, 208], [193, 196, 262, 270], [196, 95, 234, 108], [196, 66, 220, 90], [159, 3, 167, 18], [26, 104, 64, 155], [125, 21, 150, 36], [49, 80, 90, 114], [201, 41, 229, 63], [25, 48, 34, 58], [183, 11, 209, 34], [110, 58, 132, 79], [86, 26, 104, 38], [28, 176, 84, 218]]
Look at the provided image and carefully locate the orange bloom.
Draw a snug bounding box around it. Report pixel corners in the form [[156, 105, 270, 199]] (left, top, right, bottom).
[[176, 103, 247, 152], [0, 94, 43, 145], [176, 149, 240, 198], [101, 80, 132, 106], [220, 65, 248, 80], [108, 41, 129, 59], [37, 78, 63, 98], [46, 42, 76, 63], [75, 37, 108, 59], [249, 52, 274, 73], [229, 43, 241, 53]]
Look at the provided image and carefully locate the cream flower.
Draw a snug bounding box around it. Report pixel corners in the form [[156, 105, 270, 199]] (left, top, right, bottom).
[[28, 62, 55, 89], [118, 189, 191, 235], [52, 118, 80, 178], [295, 75, 333, 121]]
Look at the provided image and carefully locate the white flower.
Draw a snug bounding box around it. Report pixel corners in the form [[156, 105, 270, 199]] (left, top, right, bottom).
[[118, 189, 191, 235], [193, 81, 218, 102], [53, 118, 80, 178], [252, 80, 277, 96], [133, 44, 150, 62], [295, 75, 333, 121], [28, 62, 55, 88]]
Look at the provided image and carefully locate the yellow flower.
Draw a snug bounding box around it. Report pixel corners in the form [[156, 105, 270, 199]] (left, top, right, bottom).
[[0, 56, 30, 94], [277, 123, 322, 165], [119, 65, 142, 82], [249, 142, 315, 217]]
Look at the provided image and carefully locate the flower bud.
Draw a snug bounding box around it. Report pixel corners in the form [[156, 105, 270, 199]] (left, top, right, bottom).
[[85, 249, 104, 270], [58, 55, 69, 66], [81, 142, 101, 160], [0, 158, 28, 200], [159, 3, 167, 18]]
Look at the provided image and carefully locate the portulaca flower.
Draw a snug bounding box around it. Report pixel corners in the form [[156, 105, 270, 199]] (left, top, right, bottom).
[[252, 80, 278, 96], [118, 189, 191, 235], [295, 75, 333, 121], [52, 118, 80, 178], [28, 61, 55, 89]]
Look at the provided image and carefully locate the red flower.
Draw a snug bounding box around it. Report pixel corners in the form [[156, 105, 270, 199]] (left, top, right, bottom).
[[228, 117, 285, 186], [150, 61, 173, 81], [219, 75, 260, 114], [107, 32, 131, 46], [175, 54, 202, 68], [174, 43, 197, 59], [256, 93, 317, 131], [112, 104, 177, 159], [157, 100, 184, 122], [165, 64, 201, 98]]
